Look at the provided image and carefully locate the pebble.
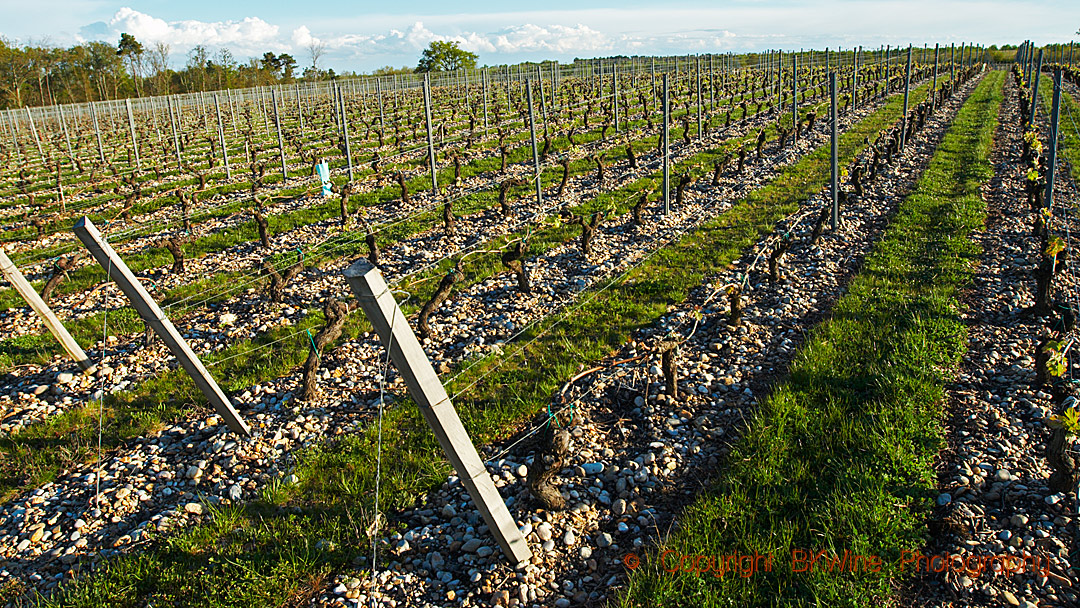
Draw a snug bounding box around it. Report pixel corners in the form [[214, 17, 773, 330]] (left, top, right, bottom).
[[0, 83, 960, 607]]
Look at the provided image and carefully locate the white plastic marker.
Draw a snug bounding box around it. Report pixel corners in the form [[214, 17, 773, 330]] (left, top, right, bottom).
[[316, 162, 332, 197]]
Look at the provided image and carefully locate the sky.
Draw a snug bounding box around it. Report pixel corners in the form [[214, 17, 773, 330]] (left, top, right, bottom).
[[1, 0, 1078, 73]]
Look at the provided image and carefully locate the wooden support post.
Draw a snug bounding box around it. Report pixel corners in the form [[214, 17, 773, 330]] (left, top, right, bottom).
[[343, 259, 532, 564], [0, 250, 94, 372], [73, 217, 251, 437], [830, 72, 839, 230]]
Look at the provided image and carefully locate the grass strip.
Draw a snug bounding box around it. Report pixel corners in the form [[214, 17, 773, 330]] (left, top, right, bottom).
[[17, 72, 940, 608], [620, 69, 1003, 607], [0, 82, 824, 367], [0, 81, 918, 503]]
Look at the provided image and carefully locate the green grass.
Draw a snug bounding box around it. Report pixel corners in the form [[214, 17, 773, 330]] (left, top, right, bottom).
[[620, 69, 1003, 607], [12, 71, 937, 608], [0, 79, 836, 368], [0, 88, 674, 311], [0, 77, 910, 505]]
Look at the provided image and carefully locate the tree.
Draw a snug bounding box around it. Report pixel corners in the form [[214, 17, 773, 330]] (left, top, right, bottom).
[[278, 53, 297, 80], [116, 32, 144, 96], [0, 37, 28, 107], [261, 52, 279, 74], [307, 39, 326, 72], [373, 65, 412, 75], [186, 45, 209, 91], [148, 41, 171, 95], [415, 40, 477, 73]]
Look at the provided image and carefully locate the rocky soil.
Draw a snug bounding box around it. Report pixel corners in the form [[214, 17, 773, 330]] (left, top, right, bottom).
[[909, 71, 1080, 608]]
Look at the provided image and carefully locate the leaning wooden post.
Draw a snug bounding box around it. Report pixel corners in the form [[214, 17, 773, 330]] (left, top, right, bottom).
[[343, 259, 532, 564], [0, 250, 94, 372], [73, 217, 251, 437]]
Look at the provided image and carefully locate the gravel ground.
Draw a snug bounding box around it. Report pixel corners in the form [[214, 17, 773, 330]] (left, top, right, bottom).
[[305, 72, 985, 608], [0, 93, 766, 350], [0, 81, 869, 435], [908, 71, 1080, 608], [0, 71, 953, 602]]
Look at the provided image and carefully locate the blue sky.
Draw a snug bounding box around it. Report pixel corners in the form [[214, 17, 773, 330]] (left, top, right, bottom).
[[1, 0, 1078, 72]]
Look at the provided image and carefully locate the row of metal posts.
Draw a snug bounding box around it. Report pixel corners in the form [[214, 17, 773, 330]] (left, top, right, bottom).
[[4, 44, 963, 211], [0, 47, 945, 557], [1, 51, 829, 159], [1, 54, 729, 187]]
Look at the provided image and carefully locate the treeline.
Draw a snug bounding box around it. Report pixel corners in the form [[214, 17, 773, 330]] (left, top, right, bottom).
[[0, 34, 360, 110]]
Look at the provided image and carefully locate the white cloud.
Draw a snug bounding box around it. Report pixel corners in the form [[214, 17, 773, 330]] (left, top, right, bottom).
[[291, 25, 316, 48], [79, 7, 284, 53], [300, 20, 615, 61], [489, 24, 610, 54]]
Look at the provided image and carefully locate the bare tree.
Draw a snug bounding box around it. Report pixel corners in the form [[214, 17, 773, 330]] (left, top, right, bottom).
[[148, 42, 170, 95], [307, 39, 327, 73]]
